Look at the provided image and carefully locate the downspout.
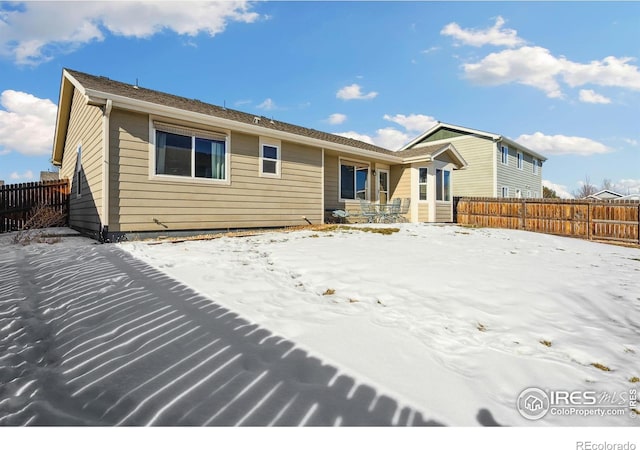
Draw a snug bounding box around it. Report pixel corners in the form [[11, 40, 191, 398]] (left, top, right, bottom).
[[493, 137, 500, 197], [101, 99, 112, 242]]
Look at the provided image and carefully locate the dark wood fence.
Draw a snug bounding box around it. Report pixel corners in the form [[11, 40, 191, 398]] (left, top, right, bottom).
[[0, 179, 70, 233], [454, 197, 640, 245]]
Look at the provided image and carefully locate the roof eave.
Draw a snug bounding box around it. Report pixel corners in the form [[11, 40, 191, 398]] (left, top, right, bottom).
[[83, 88, 403, 163], [51, 70, 88, 166], [498, 136, 548, 161]]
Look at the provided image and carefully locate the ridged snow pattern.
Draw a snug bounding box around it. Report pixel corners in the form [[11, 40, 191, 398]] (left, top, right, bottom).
[[0, 238, 436, 426]]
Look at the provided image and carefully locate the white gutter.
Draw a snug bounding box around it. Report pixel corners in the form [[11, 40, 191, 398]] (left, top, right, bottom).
[[84, 90, 404, 164], [101, 99, 112, 239]]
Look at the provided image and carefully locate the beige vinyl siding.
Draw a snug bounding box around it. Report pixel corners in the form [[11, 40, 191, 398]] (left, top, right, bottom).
[[496, 145, 543, 198], [436, 202, 452, 222], [390, 164, 411, 200], [418, 203, 429, 222], [324, 153, 340, 211], [59, 88, 103, 233], [109, 109, 323, 232], [449, 136, 495, 197], [390, 164, 412, 222]]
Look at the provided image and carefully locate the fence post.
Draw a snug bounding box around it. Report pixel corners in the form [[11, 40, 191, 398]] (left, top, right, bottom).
[[587, 202, 591, 241], [521, 199, 526, 230]]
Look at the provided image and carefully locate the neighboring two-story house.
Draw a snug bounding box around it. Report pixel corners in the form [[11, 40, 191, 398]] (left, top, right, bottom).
[[400, 123, 547, 198]]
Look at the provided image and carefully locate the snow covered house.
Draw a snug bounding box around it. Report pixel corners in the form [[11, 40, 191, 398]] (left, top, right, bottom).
[[400, 123, 547, 199], [52, 69, 467, 241]]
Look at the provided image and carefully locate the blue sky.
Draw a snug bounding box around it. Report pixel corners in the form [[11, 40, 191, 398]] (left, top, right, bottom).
[[1, 1, 639, 197]]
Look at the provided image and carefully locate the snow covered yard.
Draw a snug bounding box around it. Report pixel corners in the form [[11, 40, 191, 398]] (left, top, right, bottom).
[[122, 223, 640, 426], [0, 224, 638, 427]]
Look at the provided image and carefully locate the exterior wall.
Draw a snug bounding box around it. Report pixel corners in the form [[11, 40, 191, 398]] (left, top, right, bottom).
[[324, 154, 396, 218], [435, 203, 452, 222], [448, 136, 495, 197], [418, 128, 467, 144], [59, 88, 104, 233], [390, 164, 412, 221], [418, 203, 429, 222], [108, 109, 323, 233], [496, 145, 543, 198]]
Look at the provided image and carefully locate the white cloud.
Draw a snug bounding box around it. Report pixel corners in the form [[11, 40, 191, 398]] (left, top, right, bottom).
[[612, 179, 640, 195], [441, 16, 525, 48], [335, 112, 439, 150], [383, 114, 437, 133], [463, 46, 565, 98], [0, 2, 260, 65], [335, 131, 374, 145], [421, 46, 440, 55], [578, 89, 611, 104], [622, 138, 638, 146], [0, 90, 57, 156], [256, 98, 276, 110], [336, 128, 411, 151], [463, 46, 640, 98], [542, 180, 574, 199], [326, 113, 347, 125], [516, 132, 612, 156], [9, 170, 35, 181], [336, 84, 378, 101]]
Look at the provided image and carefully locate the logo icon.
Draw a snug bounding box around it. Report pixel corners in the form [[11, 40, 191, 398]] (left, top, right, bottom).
[[517, 387, 550, 420]]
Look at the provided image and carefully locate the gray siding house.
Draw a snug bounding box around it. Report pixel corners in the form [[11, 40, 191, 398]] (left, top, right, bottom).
[[400, 123, 547, 198]]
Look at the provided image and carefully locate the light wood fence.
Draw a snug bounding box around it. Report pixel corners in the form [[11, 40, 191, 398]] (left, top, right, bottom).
[[454, 197, 640, 245]]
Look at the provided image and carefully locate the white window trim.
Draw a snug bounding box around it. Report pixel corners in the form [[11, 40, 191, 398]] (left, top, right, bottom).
[[149, 119, 231, 185], [417, 167, 428, 202], [527, 190, 532, 198], [75, 143, 82, 199], [501, 186, 509, 198], [377, 169, 390, 204], [500, 145, 509, 165], [517, 151, 523, 170], [533, 158, 539, 175], [515, 188, 522, 198], [259, 137, 281, 179], [338, 157, 370, 202], [435, 168, 451, 202]]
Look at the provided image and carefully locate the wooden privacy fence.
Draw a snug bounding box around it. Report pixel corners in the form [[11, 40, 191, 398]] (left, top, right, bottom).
[[454, 197, 640, 245], [0, 179, 70, 233]]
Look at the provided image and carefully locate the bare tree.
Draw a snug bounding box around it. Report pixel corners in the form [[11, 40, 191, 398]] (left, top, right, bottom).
[[572, 175, 598, 199], [543, 186, 559, 198], [601, 178, 613, 191]]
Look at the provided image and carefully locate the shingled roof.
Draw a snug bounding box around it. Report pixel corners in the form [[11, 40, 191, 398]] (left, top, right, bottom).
[[65, 69, 397, 157]]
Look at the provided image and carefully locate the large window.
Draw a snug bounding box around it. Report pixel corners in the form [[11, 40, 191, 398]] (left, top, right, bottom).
[[436, 169, 450, 201], [501, 145, 509, 165], [340, 161, 369, 200], [418, 167, 428, 201], [155, 129, 226, 180]]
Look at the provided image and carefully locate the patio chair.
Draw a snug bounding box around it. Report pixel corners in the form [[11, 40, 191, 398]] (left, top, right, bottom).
[[331, 209, 350, 224], [398, 198, 411, 222], [359, 199, 378, 223], [380, 198, 401, 223]]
